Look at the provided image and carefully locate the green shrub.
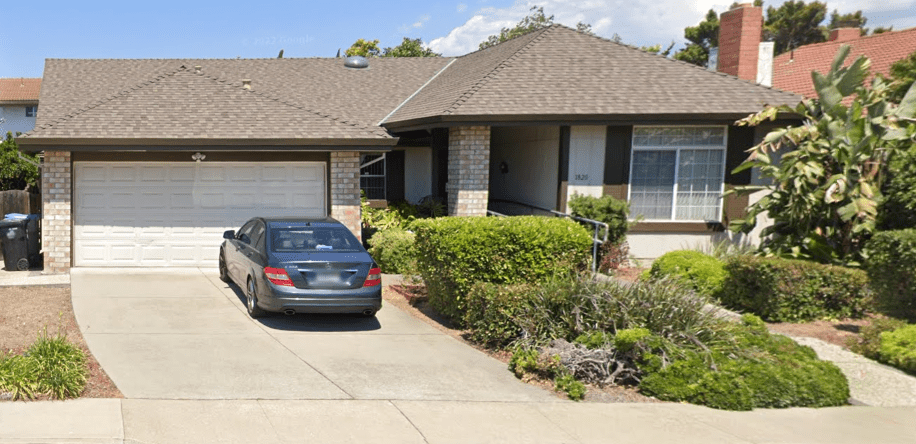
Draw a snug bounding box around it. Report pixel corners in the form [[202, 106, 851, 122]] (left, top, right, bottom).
[[650, 251, 726, 297], [614, 328, 652, 353], [508, 347, 541, 378], [367, 228, 417, 275], [464, 282, 530, 347], [574, 331, 614, 349], [878, 325, 916, 375], [866, 230, 916, 322], [878, 146, 916, 231], [26, 330, 88, 400], [567, 193, 630, 244], [0, 329, 87, 400], [639, 322, 849, 410], [412, 216, 591, 323], [847, 317, 908, 360], [720, 255, 871, 322], [554, 373, 586, 401]]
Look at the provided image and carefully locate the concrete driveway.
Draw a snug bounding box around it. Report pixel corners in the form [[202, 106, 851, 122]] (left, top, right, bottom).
[[70, 268, 555, 402]]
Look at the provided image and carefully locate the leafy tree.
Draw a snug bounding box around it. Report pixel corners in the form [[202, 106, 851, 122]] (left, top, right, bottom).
[[382, 37, 441, 57], [479, 6, 554, 50], [872, 26, 893, 34], [641, 42, 675, 57], [764, 1, 829, 54], [828, 10, 867, 30], [0, 132, 39, 191], [673, 9, 720, 66], [575, 22, 594, 35], [887, 50, 916, 104], [345, 39, 381, 57], [729, 46, 916, 266]]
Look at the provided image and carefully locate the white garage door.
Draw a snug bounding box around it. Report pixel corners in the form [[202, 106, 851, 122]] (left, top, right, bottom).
[[74, 161, 326, 267]]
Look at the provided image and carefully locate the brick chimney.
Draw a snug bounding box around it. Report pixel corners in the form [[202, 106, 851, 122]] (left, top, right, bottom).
[[829, 28, 861, 43], [717, 3, 763, 82]]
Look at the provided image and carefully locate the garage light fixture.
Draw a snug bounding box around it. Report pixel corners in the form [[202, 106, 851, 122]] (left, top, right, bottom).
[[192, 152, 206, 162]]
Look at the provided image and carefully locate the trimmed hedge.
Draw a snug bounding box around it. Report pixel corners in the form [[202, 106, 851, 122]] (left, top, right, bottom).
[[567, 193, 630, 244], [878, 325, 916, 375], [650, 250, 726, 297], [412, 216, 591, 323], [367, 228, 416, 275], [720, 256, 871, 322], [866, 230, 916, 322]]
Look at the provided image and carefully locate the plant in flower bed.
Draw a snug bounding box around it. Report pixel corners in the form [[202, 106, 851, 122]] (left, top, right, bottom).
[[649, 250, 726, 298], [849, 319, 916, 375], [0, 328, 88, 400], [469, 276, 849, 409]]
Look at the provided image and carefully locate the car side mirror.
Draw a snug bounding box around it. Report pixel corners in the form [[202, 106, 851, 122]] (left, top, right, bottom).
[[223, 230, 236, 240]]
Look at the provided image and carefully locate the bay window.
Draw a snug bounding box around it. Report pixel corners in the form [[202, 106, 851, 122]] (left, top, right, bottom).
[[628, 126, 727, 222]]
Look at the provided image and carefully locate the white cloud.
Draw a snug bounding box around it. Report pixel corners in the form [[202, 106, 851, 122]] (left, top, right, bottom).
[[428, 0, 916, 56], [457, 3, 468, 12]]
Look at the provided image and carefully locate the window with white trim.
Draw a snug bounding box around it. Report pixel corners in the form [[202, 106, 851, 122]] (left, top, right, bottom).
[[628, 126, 727, 222]]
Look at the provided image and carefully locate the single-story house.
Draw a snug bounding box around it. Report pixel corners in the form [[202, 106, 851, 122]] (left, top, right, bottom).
[[19, 24, 800, 273]]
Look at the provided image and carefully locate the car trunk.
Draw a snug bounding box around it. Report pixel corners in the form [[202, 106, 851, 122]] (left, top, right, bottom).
[[273, 252, 372, 290]]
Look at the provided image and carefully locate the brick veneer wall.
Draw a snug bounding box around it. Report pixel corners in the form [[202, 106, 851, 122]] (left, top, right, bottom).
[[330, 151, 362, 240], [41, 150, 72, 274], [447, 126, 490, 216], [718, 4, 763, 82]]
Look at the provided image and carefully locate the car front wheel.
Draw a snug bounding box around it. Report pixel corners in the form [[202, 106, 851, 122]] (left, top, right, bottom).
[[246, 278, 268, 319], [219, 253, 231, 283]]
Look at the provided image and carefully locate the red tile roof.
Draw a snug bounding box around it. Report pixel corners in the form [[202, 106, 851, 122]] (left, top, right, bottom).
[[772, 27, 916, 99], [0, 78, 41, 103]]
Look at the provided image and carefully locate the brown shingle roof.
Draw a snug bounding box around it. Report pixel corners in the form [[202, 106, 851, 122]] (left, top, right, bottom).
[[0, 78, 41, 103], [384, 25, 801, 126], [773, 26, 916, 99], [28, 66, 388, 140], [26, 57, 452, 141]]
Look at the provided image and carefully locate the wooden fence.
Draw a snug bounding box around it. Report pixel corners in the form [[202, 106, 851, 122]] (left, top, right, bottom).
[[0, 190, 40, 217]]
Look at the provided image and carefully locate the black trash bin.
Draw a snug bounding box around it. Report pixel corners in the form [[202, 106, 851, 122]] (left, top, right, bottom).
[[0, 219, 29, 271], [25, 215, 41, 267]]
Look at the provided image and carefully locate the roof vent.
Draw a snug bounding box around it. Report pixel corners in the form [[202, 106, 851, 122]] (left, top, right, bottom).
[[344, 56, 369, 69], [194, 65, 202, 74], [242, 79, 252, 90]]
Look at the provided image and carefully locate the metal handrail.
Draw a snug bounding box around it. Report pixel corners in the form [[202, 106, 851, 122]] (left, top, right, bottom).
[[489, 199, 609, 273]]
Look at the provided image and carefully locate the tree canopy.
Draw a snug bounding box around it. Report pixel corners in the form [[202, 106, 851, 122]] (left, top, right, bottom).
[[0, 133, 39, 192], [344, 39, 381, 57], [382, 38, 441, 58], [673, 9, 720, 67], [477, 6, 594, 50], [887, 50, 916, 104]]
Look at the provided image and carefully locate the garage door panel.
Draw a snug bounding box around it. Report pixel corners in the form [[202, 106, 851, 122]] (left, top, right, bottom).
[[75, 162, 326, 267]]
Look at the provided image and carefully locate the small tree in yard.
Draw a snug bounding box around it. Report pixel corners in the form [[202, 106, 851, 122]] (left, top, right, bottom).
[[0, 132, 39, 191], [729, 45, 916, 266]]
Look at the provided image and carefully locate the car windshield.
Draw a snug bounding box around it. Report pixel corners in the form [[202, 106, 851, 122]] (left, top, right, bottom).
[[269, 226, 362, 252]]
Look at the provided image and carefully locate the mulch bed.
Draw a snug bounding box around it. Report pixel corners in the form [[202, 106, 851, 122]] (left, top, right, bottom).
[[0, 285, 122, 400]]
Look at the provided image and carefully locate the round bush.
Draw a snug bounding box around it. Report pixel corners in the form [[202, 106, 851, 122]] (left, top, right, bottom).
[[367, 228, 417, 275], [650, 250, 726, 297], [878, 325, 916, 375]]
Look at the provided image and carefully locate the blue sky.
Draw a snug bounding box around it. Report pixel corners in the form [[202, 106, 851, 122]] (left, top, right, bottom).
[[2, 0, 915, 78]]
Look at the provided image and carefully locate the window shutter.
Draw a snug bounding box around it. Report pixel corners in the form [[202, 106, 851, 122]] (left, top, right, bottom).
[[386, 150, 405, 202], [603, 126, 632, 200], [726, 125, 754, 186]]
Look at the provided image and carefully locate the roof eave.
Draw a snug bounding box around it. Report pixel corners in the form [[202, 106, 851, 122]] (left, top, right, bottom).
[[382, 112, 804, 132], [17, 137, 398, 153]]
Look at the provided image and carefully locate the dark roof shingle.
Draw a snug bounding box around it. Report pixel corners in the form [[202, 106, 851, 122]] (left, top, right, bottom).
[[385, 25, 801, 126]]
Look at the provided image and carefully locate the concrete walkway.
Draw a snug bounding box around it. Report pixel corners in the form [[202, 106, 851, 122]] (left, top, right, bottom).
[[0, 268, 69, 286], [1, 398, 913, 443]]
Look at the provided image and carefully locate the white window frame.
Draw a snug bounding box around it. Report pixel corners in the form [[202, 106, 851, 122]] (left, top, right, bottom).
[[626, 125, 728, 223]]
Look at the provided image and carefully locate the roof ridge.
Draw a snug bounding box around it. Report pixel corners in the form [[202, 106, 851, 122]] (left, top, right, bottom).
[[26, 65, 188, 136], [776, 26, 916, 55], [191, 70, 388, 137], [444, 26, 552, 115]]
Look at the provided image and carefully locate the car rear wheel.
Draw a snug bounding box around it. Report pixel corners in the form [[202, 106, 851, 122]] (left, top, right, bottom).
[[219, 253, 230, 283], [246, 278, 268, 318]]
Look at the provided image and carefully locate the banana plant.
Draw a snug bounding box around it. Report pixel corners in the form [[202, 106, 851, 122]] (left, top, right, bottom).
[[729, 45, 916, 266]]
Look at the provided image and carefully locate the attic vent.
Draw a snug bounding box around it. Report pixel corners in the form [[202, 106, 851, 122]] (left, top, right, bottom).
[[344, 56, 369, 69]]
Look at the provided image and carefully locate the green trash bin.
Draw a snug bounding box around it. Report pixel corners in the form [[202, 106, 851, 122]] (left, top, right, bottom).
[[0, 219, 30, 271]]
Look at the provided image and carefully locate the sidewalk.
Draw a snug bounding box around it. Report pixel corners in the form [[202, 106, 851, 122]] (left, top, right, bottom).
[[0, 398, 913, 443], [0, 268, 69, 287]]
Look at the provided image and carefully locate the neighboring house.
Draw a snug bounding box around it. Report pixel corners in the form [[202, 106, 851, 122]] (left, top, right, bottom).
[[715, 3, 916, 98], [0, 78, 41, 136], [18, 25, 799, 273]]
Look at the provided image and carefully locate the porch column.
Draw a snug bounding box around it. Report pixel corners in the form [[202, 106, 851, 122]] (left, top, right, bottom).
[[42, 150, 72, 274], [330, 151, 362, 240], [447, 126, 490, 216]]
